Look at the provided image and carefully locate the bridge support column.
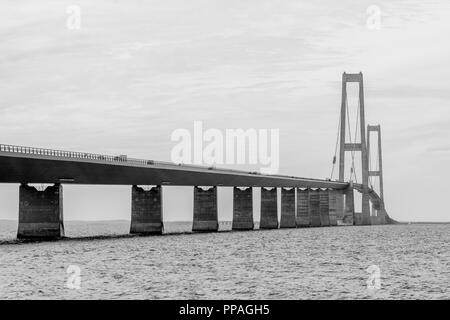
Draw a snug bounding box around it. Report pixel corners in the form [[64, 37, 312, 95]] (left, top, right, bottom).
[[193, 186, 218, 232], [335, 193, 345, 225], [343, 187, 355, 225], [309, 189, 321, 227], [130, 185, 163, 234], [328, 190, 338, 226], [370, 206, 380, 225], [367, 124, 387, 225], [319, 189, 330, 226], [260, 187, 278, 229], [296, 189, 310, 227], [17, 183, 64, 239], [370, 203, 386, 225], [361, 192, 371, 225], [232, 187, 254, 230], [280, 188, 296, 228], [338, 72, 373, 225], [378, 208, 387, 225], [355, 191, 371, 226]]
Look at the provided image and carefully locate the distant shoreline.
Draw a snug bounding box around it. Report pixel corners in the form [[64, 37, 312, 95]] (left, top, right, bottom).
[[399, 221, 450, 224]]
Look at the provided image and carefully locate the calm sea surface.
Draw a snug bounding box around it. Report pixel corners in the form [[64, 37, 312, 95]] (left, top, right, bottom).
[[0, 221, 448, 299]]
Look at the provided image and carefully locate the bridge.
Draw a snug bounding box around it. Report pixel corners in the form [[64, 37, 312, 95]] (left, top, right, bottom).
[[0, 72, 393, 239]]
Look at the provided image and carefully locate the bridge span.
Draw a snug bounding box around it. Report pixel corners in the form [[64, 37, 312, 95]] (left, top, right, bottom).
[[0, 144, 349, 189], [0, 142, 389, 240], [0, 72, 392, 240]]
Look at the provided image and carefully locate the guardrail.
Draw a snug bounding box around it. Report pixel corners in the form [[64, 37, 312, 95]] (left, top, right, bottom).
[[0, 144, 151, 165], [0, 143, 347, 184], [0, 143, 255, 175]]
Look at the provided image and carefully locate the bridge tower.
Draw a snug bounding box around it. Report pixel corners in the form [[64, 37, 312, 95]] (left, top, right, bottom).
[[338, 72, 371, 225], [367, 124, 386, 223]]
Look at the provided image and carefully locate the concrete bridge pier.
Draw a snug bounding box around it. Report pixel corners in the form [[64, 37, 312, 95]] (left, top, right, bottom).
[[343, 187, 355, 225], [377, 208, 387, 224], [296, 189, 310, 227], [361, 192, 372, 225], [335, 193, 345, 225], [319, 189, 330, 227], [354, 191, 372, 225], [328, 190, 338, 226], [130, 185, 163, 234], [370, 205, 380, 225], [192, 186, 218, 232], [260, 187, 278, 229], [280, 188, 296, 228], [370, 202, 387, 225], [232, 187, 254, 230], [309, 189, 321, 227], [17, 183, 64, 239]]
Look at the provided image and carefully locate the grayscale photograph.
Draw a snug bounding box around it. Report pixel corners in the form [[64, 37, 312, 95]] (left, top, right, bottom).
[[0, 0, 449, 306]]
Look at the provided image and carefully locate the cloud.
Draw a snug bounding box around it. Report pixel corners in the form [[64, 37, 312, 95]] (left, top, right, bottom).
[[0, 0, 449, 222]]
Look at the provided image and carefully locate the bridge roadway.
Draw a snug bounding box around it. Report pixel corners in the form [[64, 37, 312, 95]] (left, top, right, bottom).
[[0, 144, 349, 189], [0, 144, 390, 239]]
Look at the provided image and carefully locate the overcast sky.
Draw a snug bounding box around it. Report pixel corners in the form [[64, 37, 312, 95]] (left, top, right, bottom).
[[1, 0, 449, 222]]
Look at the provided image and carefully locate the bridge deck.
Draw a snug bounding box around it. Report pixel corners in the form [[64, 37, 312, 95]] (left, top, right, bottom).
[[0, 144, 349, 189]]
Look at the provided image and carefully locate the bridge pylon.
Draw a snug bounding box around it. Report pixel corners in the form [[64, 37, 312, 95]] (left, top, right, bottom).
[[367, 124, 387, 224], [338, 72, 371, 225]]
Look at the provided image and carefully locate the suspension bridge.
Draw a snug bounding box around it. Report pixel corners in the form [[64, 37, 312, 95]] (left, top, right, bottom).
[[0, 72, 393, 240]]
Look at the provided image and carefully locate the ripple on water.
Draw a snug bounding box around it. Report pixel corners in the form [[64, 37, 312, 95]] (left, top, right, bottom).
[[0, 222, 449, 299]]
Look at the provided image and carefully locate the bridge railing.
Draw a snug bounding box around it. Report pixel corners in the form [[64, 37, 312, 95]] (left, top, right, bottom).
[[0, 143, 190, 167], [0, 143, 348, 184], [0, 143, 254, 174]]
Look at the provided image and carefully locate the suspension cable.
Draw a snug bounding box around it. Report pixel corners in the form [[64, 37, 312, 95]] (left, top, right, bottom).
[[333, 90, 363, 184], [330, 109, 341, 180], [352, 97, 360, 183], [368, 148, 374, 188]]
